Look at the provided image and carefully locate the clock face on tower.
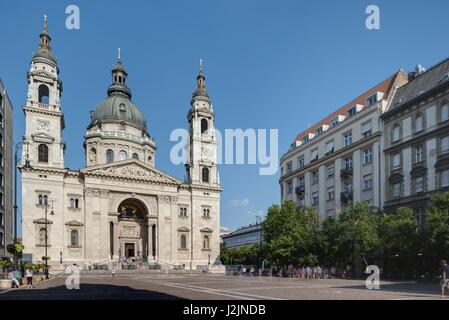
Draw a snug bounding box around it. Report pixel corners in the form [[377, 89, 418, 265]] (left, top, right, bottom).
[[37, 120, 50, 132]]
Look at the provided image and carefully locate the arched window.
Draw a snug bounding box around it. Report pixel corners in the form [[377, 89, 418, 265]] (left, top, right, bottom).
[[119, 150, 127, 161], [132, 153, 139, 160], [69, 198, 75, 208], [70, 230, 79, 246], [106, 149, 114, 163], [180, 235, 187, 249], [75, 199, 79, 208], [118, 76, 122, 83], [43, 195, 48, 206], [203, 235, 210, 250], [38, 144, 49, 162], [39, 228, 47, 245], [38, 84, 49, 104], [38, 195, 43, 205], [201, 118, 208, 134], [415, 114, 423, 132], [202, 167, 210, 183]]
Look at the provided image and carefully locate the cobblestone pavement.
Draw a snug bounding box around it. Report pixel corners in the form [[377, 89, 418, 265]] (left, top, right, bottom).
[[0, 273, 445, 300]]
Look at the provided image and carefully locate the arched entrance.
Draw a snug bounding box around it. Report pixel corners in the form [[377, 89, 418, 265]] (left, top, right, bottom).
[[116, 199, 148, 261]]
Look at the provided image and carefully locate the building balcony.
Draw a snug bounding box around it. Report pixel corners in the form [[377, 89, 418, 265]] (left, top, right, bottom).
[[340, 168, 353, 179], [295, 186, 305, 195], [340, 191, 353, 205]]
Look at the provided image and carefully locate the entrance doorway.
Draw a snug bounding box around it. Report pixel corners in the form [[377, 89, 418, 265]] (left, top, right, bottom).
[[125, 243, 135, 258]]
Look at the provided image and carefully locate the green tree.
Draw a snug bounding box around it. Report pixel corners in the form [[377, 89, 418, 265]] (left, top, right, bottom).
[[427, 192, 449, 256], [263, 201, 319, 266], [381, 207, 419, 255], [337, 202, 380, 273]]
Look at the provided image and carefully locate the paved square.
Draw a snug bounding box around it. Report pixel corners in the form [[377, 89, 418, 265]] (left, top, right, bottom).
[[0, 273, 444, 300]]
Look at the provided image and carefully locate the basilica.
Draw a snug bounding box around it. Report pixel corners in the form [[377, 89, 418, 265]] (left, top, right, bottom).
[[20, 18, 222, 270]]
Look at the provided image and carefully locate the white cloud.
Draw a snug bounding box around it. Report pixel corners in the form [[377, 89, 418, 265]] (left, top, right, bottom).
[[227, 198, 249, 207]]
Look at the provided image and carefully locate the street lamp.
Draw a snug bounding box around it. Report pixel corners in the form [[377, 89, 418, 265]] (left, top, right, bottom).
[[44, 200, 54, 279], [12, 141, 31, 266]]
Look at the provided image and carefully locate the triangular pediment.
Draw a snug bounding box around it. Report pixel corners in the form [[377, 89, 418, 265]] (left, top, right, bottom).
[[81, 159, 182, 185], [31, 132, 55, 143]]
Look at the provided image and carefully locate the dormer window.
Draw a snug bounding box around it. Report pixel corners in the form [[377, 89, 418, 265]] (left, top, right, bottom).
[[366, 94, 378, 106], [302, 136, 309, 144], [315, 127, 323, 136], [331, 117, 339, 127], [119, 103, 126, 112], [347, 106, 357, 117]]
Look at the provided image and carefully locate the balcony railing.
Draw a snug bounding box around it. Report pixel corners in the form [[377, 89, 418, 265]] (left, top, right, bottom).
[[340, 191, 353, 204], [340, 167, 353, 179], [38, 103, 50, 109], [295, 186, 305, 195]]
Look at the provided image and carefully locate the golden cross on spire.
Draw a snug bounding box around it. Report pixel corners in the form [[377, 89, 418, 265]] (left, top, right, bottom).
[[118, 48, 121, 63]]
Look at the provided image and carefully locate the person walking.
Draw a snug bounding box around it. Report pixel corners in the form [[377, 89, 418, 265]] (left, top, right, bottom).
[[441, 260, 449, 297], [25, 267, 33, 289]]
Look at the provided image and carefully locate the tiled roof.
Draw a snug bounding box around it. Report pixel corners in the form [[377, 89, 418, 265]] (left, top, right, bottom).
[[387, 57, 449, 113], [294, 72, 400, 143]]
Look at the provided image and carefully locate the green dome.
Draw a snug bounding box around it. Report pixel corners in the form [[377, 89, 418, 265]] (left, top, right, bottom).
[[90, 94, 147, 130]]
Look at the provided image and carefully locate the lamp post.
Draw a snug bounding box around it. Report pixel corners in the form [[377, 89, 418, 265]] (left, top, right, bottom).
[[13, 141, 30, 266], [44, 200, 54, 279]]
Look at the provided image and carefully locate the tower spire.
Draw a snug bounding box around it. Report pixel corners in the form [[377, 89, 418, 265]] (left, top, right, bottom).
[[118, 48, 121, 63], [192, 59, 209, 99], [43, 14, 48, 33]]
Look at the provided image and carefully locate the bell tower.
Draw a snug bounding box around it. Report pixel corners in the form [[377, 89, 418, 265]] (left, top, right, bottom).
[[22, 15, 65, 168], [186, 60, 219, 186]]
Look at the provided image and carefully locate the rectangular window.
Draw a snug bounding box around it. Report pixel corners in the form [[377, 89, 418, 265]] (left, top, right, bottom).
[[297, 176, 305, 188], [415, 208, 426, 226], [415, 115, 423, 133], [415, 145, 424, 163], [415, 176, 424, 193], [363, 148, 373, 165], [287, 181, 293, 194], [441, 169, 449, 188], [287, 161, 293, 174], [441, 104, 449, 122], [310, 149, 319, 162], [393, 126, 400, 142], [327, 164, 335, 178], [343, 132, 352, 147], [331, 117, 339, 127], [347, 107, 357, 117], [361, 121, 372, 138], [326, 209, 335, 219], [366, 94, 377, 106], [298, 156, 305, 169], [312, 192, 319, 206], [363, 175, 373, 190], [441, 136, 449, 155], [312, 171, 319, 184], [344, 156, 353, 171], [327, 187, 334, 201], [325, 141, 335, 155], [393, 183, 401, 198], [392, 153, 401, 169]]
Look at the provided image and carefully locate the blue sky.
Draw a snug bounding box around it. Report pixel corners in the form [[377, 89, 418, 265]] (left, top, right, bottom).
[[1, 0, 449, 233]]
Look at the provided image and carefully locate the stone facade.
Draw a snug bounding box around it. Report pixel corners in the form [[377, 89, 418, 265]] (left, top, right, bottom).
[[20, 19, 221, 270], [279, 71, 408, 219], [382, 60, 449, 224]]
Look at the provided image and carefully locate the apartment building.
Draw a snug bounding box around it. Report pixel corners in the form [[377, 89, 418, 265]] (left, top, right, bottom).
[[382, 59, 449, 224], [279, 71, 408, 220], [0, 79, 14, 258]]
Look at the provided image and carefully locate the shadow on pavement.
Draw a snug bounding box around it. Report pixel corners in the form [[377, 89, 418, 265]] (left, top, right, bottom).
[[0, 283, 184, 300]]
